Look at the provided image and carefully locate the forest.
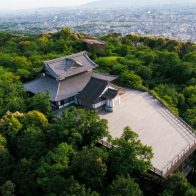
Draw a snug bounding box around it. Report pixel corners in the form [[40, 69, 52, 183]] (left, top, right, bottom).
[[0, 28, 195, 195]]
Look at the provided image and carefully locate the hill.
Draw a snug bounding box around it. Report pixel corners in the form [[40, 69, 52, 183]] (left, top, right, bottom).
[[0, 29, 195, 195]]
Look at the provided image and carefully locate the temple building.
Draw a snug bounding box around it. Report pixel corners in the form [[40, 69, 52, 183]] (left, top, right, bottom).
[[24, 51, 196, 179], [24, 51, 121, 111], [82, 39, 106, 50]]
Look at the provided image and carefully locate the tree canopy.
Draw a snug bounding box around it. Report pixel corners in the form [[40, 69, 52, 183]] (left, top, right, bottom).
[[0, 29, 195, 195]]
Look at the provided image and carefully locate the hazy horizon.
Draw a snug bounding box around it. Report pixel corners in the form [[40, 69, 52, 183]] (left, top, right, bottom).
[[0, 0, 195, 11], [0, 0, 96, 11]]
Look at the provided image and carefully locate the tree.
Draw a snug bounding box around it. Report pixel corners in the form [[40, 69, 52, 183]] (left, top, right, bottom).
[[119, 71, 143, 89], [16, 126, 47, 159], [183, 107, 196, 129], [162, 172, 196, 196], [12, 159, 37, 196], [172, 62, 194, 83], [135, 50, 157, 65], [137, 66, 152, 80], [0, 67, 26, 116], [0, 111, 24, 154], [0, 181, 15, 196], [36, 143, 75, 192], [22, 110, 48, 129], [70, 147, 108, 191], [27, 92, 51, 116], [0, 134, 7, 147], [60, 107, 108, 147], [109, 175, 142, 196], [41, 175, 99, 196], [153, 84, 179, 109], [0, 53, 32, 79], [183, 52, 196, 63], [0, 148, 14, 185], [0, 134, 13, 185], [109, 127, 153, 177], [156, 51, 180, 67], [183, 86, 196, 107], [0, 111, 48, 156]]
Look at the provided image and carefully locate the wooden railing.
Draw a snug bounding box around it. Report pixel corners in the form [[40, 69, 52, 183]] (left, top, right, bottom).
[[98, 139, 113, 149], [162, 141, 196, 177], [151, 140, 196, 177], [147, 90, 195, 135], [146, 90, 196, 177]]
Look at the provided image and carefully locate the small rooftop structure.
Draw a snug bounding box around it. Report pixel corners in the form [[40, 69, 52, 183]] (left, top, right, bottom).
[[82, 39, 106, 50], [82, 39, 106, 45]]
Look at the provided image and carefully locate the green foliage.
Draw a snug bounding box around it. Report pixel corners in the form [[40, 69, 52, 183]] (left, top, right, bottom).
[[36, 143, 75, 192], [16, 126, 47, 159], [162, 172, 196, 196], [60, 107, 108, 147], [183, 107, 196, 129], [0, 181, 15, 196], [109, 127, 153, 177], [172, 62, 194, 83], [0, 148, 14, 184], [0, 67, 26, 116], [70, 147, 108, 191], [0, 53, 32, 79], [153, 84, 179, 108], [0, 29, 195, 195], [0, 107, 152, 195], [119, 71, 143, 89], [109, 175, 143, 196], [27, 92, 51, 116], [12, 159, 37, 195]]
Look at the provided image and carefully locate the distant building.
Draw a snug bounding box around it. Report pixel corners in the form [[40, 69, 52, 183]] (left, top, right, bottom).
[[82, 39, 106, 50], [24, 51, 120, 111]]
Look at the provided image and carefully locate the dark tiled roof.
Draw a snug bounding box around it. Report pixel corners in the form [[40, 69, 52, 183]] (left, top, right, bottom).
[[56, 72, 93, 101], [102, 88, 118, 99], [24, 71, 118, 102], [78, 77, 108, 104], [82, 39, 106, 45], [92, 72, 118, 81], [24, 72, 93, 102], [44, 51, 98, 80], [23, 75, 59, 101]]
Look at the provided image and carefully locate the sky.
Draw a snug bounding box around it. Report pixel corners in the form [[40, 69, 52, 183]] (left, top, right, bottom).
[[0, 0, 194, 10], [0, 0, 95, 10]]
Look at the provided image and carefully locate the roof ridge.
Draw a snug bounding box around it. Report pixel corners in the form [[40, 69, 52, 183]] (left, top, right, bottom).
[[109, 83, 121, 90], [44, 51, 87, 64], [45, 64, 60, 79], [91, 76, 110, 83], [82, 39, 106, 44], [23, 75, 50, 85], [107, 88, 118, 92], [55, 81, 60, 101], [93, 71, 118, 78], [83, 52, 99, 67]]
